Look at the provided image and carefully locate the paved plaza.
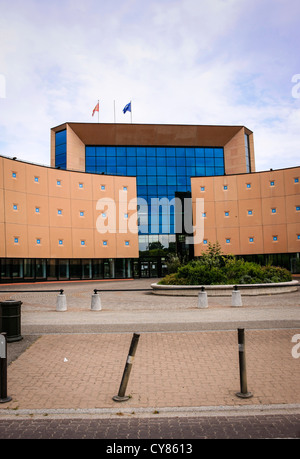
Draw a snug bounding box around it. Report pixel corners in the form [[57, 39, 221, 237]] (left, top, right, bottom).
[[0, 279, 299, 439]]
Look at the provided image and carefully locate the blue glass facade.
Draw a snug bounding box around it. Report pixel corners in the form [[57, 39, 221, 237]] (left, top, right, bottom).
[[55, 130, 67, 169], [85, 145, 225, 240]]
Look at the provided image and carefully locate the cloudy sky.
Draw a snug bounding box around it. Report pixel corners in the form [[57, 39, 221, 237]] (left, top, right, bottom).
[[0, 0, 299, 171]]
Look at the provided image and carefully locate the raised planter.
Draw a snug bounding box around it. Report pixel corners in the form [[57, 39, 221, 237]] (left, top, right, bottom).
[[151, 280, 299, 296]]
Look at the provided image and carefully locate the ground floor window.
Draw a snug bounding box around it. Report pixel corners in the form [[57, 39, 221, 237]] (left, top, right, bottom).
[[0, 253, 298, 282], [0, 258, 136, 283]]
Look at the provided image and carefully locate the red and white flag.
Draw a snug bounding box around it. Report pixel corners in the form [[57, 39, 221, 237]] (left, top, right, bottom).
[[92, 101, 99, 116]]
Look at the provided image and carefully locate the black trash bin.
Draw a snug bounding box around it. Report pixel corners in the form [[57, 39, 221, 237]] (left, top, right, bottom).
[[0, 300, 23, 342]]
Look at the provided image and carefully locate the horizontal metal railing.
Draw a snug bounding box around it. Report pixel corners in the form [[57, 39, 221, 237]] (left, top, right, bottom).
[[0, 289, 64, 295]]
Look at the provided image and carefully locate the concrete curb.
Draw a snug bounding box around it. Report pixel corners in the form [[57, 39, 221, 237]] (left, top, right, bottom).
[[1, 404, 300, 419], [151, 280, 299, 296]]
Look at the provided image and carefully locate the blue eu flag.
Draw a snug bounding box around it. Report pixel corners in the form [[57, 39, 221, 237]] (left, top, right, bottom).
[[123, 102, 131, 114]]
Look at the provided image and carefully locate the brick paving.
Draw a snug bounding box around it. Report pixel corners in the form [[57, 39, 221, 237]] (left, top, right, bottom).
[[1, 329, 299, 411], [0, 279, 299, 439], [0, 414, 299, 439]]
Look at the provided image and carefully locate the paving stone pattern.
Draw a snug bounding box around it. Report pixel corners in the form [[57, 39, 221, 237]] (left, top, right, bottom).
[[0, 414, 299, 439], [2, 330, 300, 411]]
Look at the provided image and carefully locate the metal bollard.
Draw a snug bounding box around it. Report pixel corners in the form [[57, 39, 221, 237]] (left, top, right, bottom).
[[56, 290, 67, 312], [236, 328, 253, 399], [113, 333, 140, 402], [198, 286, 208, 308], [0, 300, 23, 342], [0, 333, 12, 403], [232, 285, 242, 307], [91, 290, 101, 311]]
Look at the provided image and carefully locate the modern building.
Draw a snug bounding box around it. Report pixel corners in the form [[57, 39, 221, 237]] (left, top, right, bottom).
[[191, 167, 300, 271], [0, 155, 139, 282], [0, 122, 299, 282]]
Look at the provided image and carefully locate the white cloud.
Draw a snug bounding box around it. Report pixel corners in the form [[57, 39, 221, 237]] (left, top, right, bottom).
[[0, 0, 299, 171]]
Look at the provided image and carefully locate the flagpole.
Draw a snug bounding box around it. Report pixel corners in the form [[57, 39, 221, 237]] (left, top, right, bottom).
[[130, 100, 132, 124], [114, 100, 116, 123]]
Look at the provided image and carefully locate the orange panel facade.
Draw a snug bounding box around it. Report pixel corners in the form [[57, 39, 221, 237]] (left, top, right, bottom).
[[192, 166, 300, 256], [0, 156, 139, 260]]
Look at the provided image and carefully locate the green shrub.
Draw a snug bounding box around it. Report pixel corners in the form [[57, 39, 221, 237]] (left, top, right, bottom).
[[262, 266, 292, 282], [158, 273, 184, 285], [158, 242, 292, 285], [176, 263, 227, 285], [165, 255, 182, 274]]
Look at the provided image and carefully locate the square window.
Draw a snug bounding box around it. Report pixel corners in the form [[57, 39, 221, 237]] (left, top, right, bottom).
[[177, 176, 187, 186], [137, 176, 147, 186], [127, 166, 137, 176], [249, 237, 254, 243], [167, 176, 176, 186], [79, 183, 83, 188], [80, 211, 84, 217], [12, 172, 16, 178], [271, 208, 276, 213], [117, 157, 127, 167], [147, 176, 157, 185], [147, 157, 156, 167], [35, 207, 40, 213], [176, 158, 185, 167], [295, 178, 299, 183], [102, 213, 106, 218], [107, 157, 116, 167], [147, 166, 156, 175], [157, 157, 166, 167], [81, 240, 85, 246], [203, 239, 208, 244], [248, 210, 253, 215], [13, 204, 18, 210], [223, 185, 228, 190], [137, 185, 147, 195], [124, 213, 128, 219], [270, 181, 275, 186], [246, 183, 251, 188], [57, 180, 61, 186], [226, 238, 231, 244], [297, 235, 300, 240], [273, 236, 278, 241], [36, 239, 41, 245], [59, 239, 63, 245], [103, 241, 107, 246], [202, 212, 206, 217], [125, 241, 129, 246], [225, 211, 229, 216], [200, 186, 205, 191], [34, 177, 39, 183], [14, 237, 19, 243], [195, 166, 205, 176], [101, 185, 106, 190], [206, 157, 214, 167], [148, 185, 157, 195], [157, 176, 166, 186], [123, 186, 128, 191], [58, 209, 62, 215], [296, 206, 300, 211]]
